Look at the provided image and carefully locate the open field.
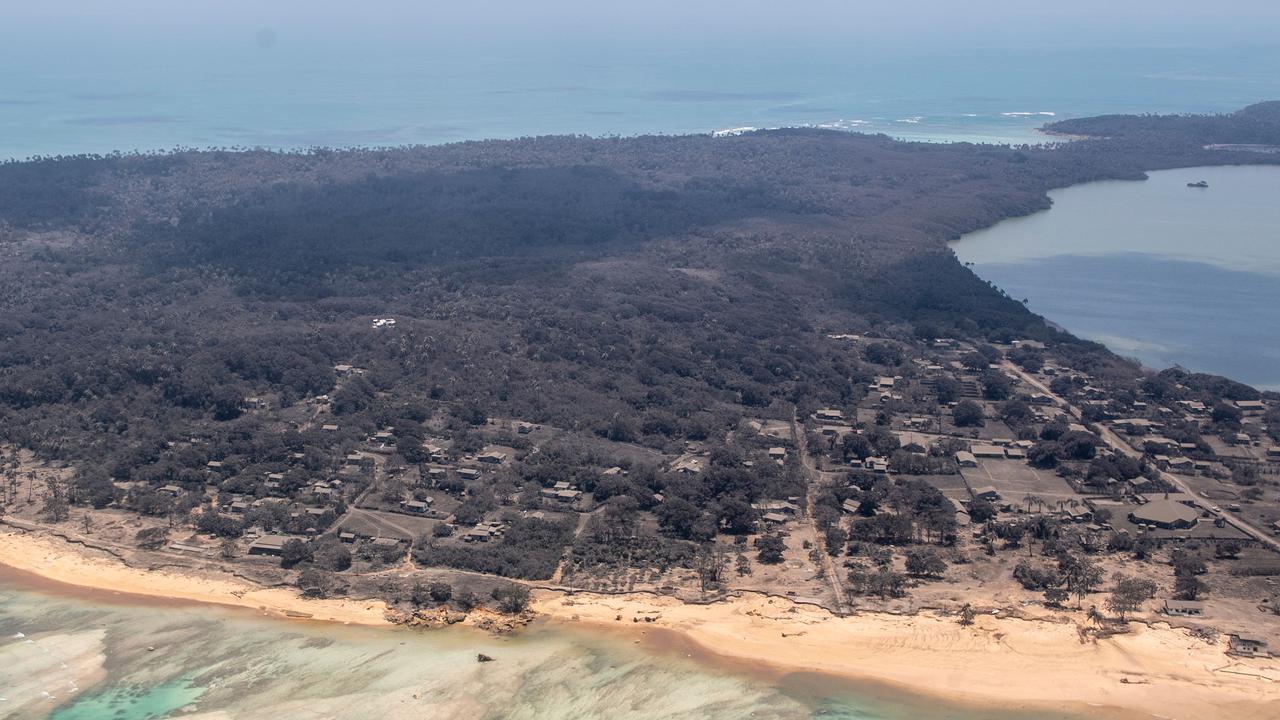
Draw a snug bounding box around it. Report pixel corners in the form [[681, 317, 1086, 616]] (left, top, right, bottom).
[[960, 459, 1078, 505]]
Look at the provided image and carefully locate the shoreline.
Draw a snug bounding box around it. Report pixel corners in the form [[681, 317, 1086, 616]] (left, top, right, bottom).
[[4, 528, 1278, 719], [533, 591, 1280, 720], [0, 528, 392, 626]]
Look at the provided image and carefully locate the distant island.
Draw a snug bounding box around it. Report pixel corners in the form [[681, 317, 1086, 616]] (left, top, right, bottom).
[[2, 102, 1280, 718]]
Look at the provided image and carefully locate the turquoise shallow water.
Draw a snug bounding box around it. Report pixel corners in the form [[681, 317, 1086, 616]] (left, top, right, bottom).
[[952, 165, 1280, 389], [0, 574, 1080, 720], [49, 676, 204, 720]]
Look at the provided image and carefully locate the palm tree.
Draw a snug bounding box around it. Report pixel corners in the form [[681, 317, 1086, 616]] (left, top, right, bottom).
[[1087, 605, 1105, 626]]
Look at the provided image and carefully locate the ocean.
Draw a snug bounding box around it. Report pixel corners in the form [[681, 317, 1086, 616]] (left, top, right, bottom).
[[0, 571, 1064, 720], [951, 165, 1280, 389], [3, 40, 1280, 159]]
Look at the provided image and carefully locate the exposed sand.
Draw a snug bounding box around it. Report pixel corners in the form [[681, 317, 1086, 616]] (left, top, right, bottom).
[[536, 591, 1280, 720], [0, 529, 391, 626], [5, 526, 1279, 718]]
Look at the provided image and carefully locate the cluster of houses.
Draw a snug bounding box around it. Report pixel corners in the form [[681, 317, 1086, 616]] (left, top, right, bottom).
[[1158, 601, 1273, 658], [463, 521, 507, 543], [754, 499, 802, 525], [539, 481, 583, 504], [954, 440, 1030, 467]]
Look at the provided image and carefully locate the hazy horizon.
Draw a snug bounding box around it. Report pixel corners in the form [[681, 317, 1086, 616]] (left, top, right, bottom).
[[7, 1, 1280, 47]]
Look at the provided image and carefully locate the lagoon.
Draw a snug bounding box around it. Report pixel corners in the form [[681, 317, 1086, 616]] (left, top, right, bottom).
[[0, 571, 1075, 720], [951, 165, 1280, 389]]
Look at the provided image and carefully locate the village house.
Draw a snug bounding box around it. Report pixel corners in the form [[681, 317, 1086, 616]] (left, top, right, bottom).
[[970, 486, 1001, 502], [1143, 437, 1180, 453], [1162, 599, 1206, 617], [971, 444, 1006, 459], [1112, 418, 1158, 435], [462, 521, 506, 543], [1235, 399, 1266, 416], [400, 499, 432, 514], [902, 417, 931, 431], [863, 456, 889, 474], [1180, 400, 1209, 416], [1058, 504, 1092, 523], [541, 481, 583, 503], [1228, 633, 1270, 657], [814, 408, 845, 423], [344, 451, 375, 471], [671, 455, 706, 475], [312, 483, 338, 501], [477, 450, 508, 465], [955, 451, 978, 467], [248, 535, 292, 557], [752, 500, 801, 516]]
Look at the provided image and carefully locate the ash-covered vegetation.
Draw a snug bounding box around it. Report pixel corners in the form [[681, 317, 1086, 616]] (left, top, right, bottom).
[[1, 104, 1278, 612], [1045, 100, 1280, 145]]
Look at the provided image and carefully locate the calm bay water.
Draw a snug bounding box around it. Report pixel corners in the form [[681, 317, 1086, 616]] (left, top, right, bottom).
[[0, 572, 1072, 720], [951, 165, 1280, 389]]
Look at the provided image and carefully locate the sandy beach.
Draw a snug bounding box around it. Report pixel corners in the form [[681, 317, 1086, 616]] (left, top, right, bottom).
[[4, 526, 1279, 719], [0, 529, 391, 626], [535, 592, 1280, 720]]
